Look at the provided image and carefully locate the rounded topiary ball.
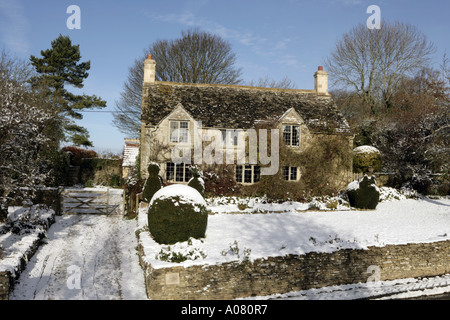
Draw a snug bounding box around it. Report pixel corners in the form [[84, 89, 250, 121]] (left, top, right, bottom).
[[353, 145, 382, 173], [147, 184, 209, 244], [142, 162, 162, 203]]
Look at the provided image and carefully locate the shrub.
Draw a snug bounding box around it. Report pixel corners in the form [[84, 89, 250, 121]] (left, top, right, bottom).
[[353, 145, 382, 173], [187, 166, 205, 196], [142, 162, 162, 202], [62, 146, 97, 166], [147, 184, 209, 244], [203, 164, 241, 197], [347, 175, 380, 209]]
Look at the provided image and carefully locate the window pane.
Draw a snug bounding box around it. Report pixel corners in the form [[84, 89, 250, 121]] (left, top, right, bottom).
[[170, 122, 179, 142], [180, 122, 189, 143], [244, 165, 252, 183], [176, 164, 184, 182], [235, 165, 242, 183], [221, 130, 227, 145], [166, 162, 174, 181], [233, 134, 238, 146], [283, 166, 289, 180], [292, 126, 299, 146], [290, 167, 297, 180], [283, 125, 291, 145], [180, 121, 189, 129]]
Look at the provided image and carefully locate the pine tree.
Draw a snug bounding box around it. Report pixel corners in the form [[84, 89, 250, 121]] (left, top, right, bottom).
[[29, 34, 106, 147]]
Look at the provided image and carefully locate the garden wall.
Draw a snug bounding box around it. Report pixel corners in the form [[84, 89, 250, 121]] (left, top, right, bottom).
[[138, 240, 450, 300]]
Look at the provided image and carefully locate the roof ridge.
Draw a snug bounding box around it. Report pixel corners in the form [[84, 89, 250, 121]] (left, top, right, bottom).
[[153, 81, 320, 95]]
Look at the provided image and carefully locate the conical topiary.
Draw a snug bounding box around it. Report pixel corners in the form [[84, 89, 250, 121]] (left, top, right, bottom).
[[187, 166, 205, 197], [142, 162, 162, 203]]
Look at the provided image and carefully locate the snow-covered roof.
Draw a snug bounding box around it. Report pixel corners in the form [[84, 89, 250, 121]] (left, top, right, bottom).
[[123, 140, 139, 167]]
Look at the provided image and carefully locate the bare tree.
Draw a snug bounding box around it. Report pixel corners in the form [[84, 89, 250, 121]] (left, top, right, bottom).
[[247, 75, 296, 89], [325, 21, 436, 114], [113, 29, 243, 137]]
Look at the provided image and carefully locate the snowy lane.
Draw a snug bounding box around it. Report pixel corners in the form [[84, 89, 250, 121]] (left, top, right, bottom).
[[10, 210, 147, 300]]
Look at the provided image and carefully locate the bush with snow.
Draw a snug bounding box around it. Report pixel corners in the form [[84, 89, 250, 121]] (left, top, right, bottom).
[[187, 166, 205, 197], [147, 184, 209, 244], [353, 145, 382, 173], [347, 175, 380, 209], [3, 203, 55, 235]]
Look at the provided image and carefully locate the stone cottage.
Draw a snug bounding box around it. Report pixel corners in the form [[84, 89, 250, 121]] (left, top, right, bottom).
[[139, 55, 353, 192]]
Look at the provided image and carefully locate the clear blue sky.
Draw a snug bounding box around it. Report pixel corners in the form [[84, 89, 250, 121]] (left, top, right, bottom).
[[1, 0, 449, 154]]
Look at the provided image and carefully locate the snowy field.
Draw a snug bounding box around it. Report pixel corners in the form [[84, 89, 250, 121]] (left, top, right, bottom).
[[1, 186, 449, 300], [138, 192, 450, 270]]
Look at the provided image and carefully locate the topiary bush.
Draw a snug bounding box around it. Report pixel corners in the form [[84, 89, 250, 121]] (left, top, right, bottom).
[[347, 175, 380, 209], [353, 145, 382, 173], [187, 166, 205, 196], [147, 184, 209, 244], [142, 162, 162, 203]]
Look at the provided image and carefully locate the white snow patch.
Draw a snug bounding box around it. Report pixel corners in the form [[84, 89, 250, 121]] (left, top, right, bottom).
[[353, 145, 380, 154]]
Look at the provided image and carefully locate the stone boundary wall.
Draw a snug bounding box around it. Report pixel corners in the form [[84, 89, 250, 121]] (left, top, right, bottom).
[[0, 271, 11, 300], [138, 240, 450, 300], [0, 212, 55, 300]]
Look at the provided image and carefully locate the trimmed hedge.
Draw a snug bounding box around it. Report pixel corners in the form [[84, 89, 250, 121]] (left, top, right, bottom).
[[142, 162, 162, 203], [147, 185, 208, 244], [347, 175, 380, 209]]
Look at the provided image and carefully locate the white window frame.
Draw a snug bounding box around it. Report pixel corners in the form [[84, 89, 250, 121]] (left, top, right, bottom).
[[282, 124, 300, 146], [170, 120, 189, 143]]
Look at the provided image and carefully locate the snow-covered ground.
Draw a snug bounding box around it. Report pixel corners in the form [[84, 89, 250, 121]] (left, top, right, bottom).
[[3, 188, 147, 300], [1, 186, 449, 300], [138, 193, 450, 270]]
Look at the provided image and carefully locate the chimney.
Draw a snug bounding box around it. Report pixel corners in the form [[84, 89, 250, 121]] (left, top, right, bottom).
[[143, 54, 156, 85], [314, 66, 328, 95]]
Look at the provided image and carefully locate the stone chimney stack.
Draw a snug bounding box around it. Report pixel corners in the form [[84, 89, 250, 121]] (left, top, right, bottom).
[[143, 54, 156, 85], [314, 66, 329, 95]]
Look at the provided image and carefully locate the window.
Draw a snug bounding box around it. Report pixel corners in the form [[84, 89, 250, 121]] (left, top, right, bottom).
[[282, 125, 299, 146], [282, 166, 298, 181], [170, 121, 189, 143], [235, 165, 260, 184], [221, 130, 239, 146], [166, 162, 191, 182]]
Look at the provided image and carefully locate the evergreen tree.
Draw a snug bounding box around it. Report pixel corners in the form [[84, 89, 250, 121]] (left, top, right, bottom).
[[29, 35, 106, 147]]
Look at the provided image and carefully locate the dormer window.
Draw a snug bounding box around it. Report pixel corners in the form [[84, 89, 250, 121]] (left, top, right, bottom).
[[282, 125, 299, 146], [221, 130, 239, 146], [170, 121, 189, 143]]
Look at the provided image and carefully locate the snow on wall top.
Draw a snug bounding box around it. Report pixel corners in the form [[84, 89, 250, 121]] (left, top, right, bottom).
[[353, 145, 380, 154]]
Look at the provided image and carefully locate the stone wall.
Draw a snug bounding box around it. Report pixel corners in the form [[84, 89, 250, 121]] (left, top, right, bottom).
[[0, 271, 10, 300], [138, 240, 450, 300]]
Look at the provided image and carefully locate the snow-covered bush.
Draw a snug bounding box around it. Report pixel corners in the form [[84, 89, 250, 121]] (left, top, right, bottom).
[[142, 162, 162, 203], [5, 203, 55, 235], [0, 67, 53, 218], [147, 184, 209, 244], [353, 145, 381, 173], [347, 175, 380, 209], [187, 166, 205, 197]]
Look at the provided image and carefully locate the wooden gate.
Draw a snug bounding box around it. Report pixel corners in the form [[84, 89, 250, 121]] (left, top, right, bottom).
[[62, 188, 110, 215]]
